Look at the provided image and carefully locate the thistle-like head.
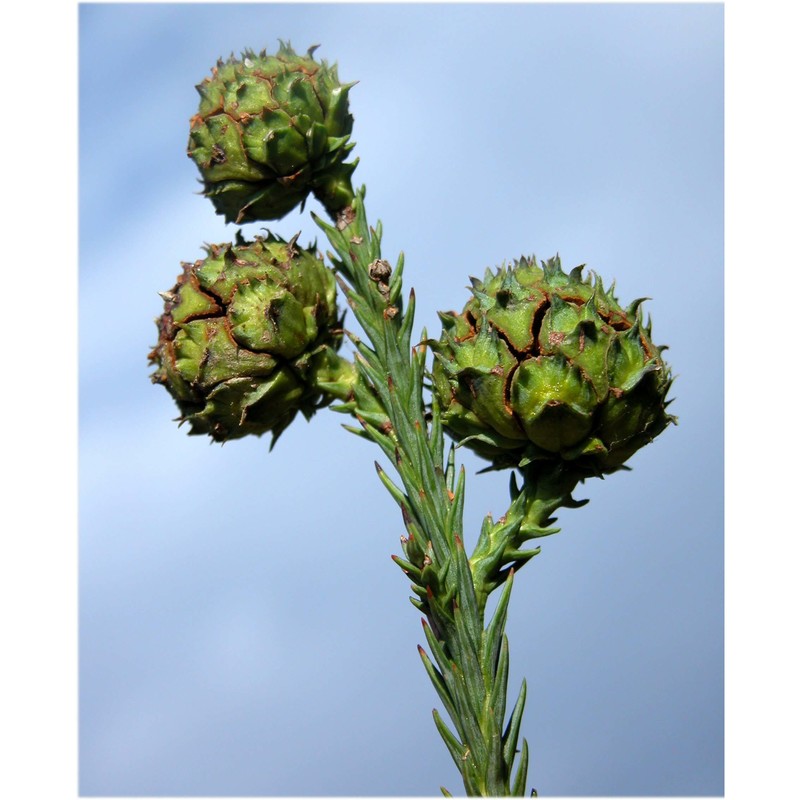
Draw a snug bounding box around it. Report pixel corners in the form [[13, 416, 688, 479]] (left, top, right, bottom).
[[149, 233, 347, 444], [431, 256, 675, 476], [188, 42, 358, 224]]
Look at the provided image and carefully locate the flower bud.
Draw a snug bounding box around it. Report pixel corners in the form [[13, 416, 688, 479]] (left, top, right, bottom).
[[431, 256, 675, 475], [149, 234, 344, 443], [188, 42, 357, 224]]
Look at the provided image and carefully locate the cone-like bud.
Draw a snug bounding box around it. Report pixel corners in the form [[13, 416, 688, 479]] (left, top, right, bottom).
[[431, 256, 675, 475], [149, 234, 349, 443], [188, 42, 357, 223]]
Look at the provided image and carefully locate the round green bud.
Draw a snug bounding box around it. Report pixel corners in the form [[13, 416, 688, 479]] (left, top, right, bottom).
[[431, 256, 675, 476], [149, 234, 344, 444], [187, 42, 357, 224]]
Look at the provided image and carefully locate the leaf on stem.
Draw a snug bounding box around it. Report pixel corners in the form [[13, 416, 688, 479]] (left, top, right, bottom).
[[452, 535, 482, 655], [482, 568, 514, 678], [432, 708, 468, 771], [488, 634, 510, 735], [375, 461, 410, 509], [502, 678, 528, 770], [510, 738, 529, 796], [418, 647, 458, 732]]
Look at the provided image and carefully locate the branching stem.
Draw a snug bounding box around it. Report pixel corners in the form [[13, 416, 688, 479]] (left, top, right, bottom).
[[312, 189, 558, 796]]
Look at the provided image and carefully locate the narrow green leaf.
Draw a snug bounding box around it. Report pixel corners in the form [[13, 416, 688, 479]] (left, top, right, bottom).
[[482, 569, 515, 678], [502, 547, 543, 569], [352, 349, 383, 385], [340, 423, 371, 439], [445, 467, 466, 550], [409, 596, 426, 612], [451, 599, 486, 719], [355, 420, 396, 461], [418, 646, 458, 725], [410, 339, 428, 410], [310, 209, 340, 242], [447, 661, 487, 768], [432, 708, 467, 769], [502, 679, 528, 769], [471, 513, 495, 566], [389, 250, 405, 305], [379, 392, 450, 562], [391, 554, 422, 581], [398, 287, 417, 353], [356, 407, 393, 431], [351, 334, 381, 366], [421, 618, 452, 677], [488, 635, 510, 733], [410, 409, 447, 517], [375, 461, 410, 508], [479, 699, 506, 796], [452, 535, 482, 657], [425, 390, 443, 477], [511, 737, 529, 796], [400, 508, 425, 543], [444, 445, 456, 494], [518, 522, 561, 541], [326, 399, 357, 415]]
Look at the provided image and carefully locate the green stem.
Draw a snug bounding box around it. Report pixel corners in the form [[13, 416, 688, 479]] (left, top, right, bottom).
[[470, 462, 586, 615], [313, 190, 550, 796]]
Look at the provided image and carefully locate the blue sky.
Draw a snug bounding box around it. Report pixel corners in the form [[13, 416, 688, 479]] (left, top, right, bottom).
[[78, 3, 723, 796]]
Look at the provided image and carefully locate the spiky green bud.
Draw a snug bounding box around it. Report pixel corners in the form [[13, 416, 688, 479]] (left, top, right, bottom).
[[188, 42, 357, 224], [149, 233, 349, 444], [431, 256, 675, 475]]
